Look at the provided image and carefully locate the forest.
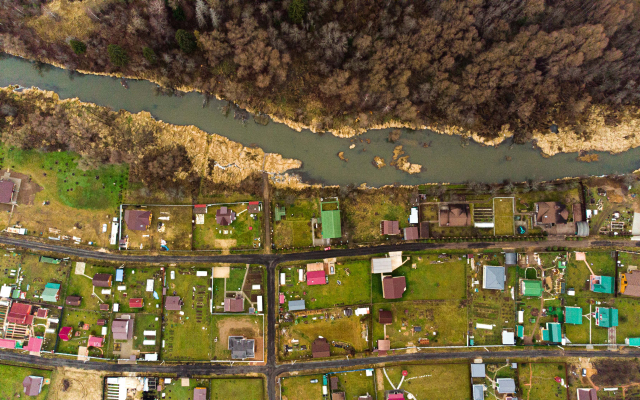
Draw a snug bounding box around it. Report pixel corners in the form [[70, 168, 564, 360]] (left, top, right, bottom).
[[1, 0, 640, 142]]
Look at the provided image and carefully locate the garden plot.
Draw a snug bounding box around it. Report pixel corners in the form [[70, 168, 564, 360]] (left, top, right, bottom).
[[66, 264, 116, 312], [494, 197, 515, 235], [378, 364, 471, 399], [372, 301, 467, 348], [159, 378, 210, 400], [272, 198, 318, 249], [565, 251, 616, 297], [279, 260, 372, 310], [132, 313, 161, 355], [328, 370, 376, 400], [0, 252, 70, 304], [563, 297, 608, 345], [281, 374, 324, 400], [210, 315, 264, 361], [122, 205, 193, 251], [56, 309, 112, 358], [483, 362, 518, 398], [518, 363, 567, 399], [0, 364, 52, 400], [210, 379, 264, 400], [113, 267, 163, 314], [342, 191, 412, 243], [193, 203, 262, 250], [470, 266, 517, 345], [162, 268, 212, 361]]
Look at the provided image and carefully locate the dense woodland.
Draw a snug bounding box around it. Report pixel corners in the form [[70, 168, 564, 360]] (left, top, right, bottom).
[[1, 0, 640, 142]]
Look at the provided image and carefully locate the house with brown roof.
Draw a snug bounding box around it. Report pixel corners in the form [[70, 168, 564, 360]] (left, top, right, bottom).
[[330, 376, 339, 390], [22, 376, 43, 397], [248, 201, 262, 213], [403, 227, 419, 240], [535, 202, 569, 226], [380, 221, 400, 235], [124, 210, 152, 231], [332, 392, 346, 400], [377, 339, 390, 355], [194, 388, 207, 400], [311, 337, 331, 358], [382, 276, 406, 299], [92, 273, 112, 288], [224, 295, 244, 312], [379, 310, 393, 325], [577, 388, 597, 400], [216, 206, 237, 226], [165, 296, 184, 311], [419, 222, 430, 239], [439, 204, 471, 227], [112, 318, 134, 340], [7, 302, 33, 325], [65, 295, 82, 306], [0, 180, 14, 204], [621, 270, 640, 297]]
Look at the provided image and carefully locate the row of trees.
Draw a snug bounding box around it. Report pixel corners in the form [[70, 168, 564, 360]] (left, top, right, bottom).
[[1, 0, 640, 142]]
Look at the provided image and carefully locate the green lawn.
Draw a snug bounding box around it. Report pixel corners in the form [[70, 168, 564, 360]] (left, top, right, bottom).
[[56, 309, 111, 358], [330, 370, 376, 399], [494, 197, 515, 235], [566, 251, 616, 297], [0, 252, 70, 305], [124, 205, 193, 251], [279, 260, 372, 309], [226, 266, 247, 292], [379, 364, 471, 399], [372, 300, 467, 348], [0, 364, 52, 400], [372, 253, 467, 302], [193, 204, 262, 250], [160, 378, 210, 400], [518, 363, 567, 399], [470, 266, 517, 345], [162, 268, 212, 361], [66, 264, 116, 311], [272, 198, 318, 248], [132, 313, 161, 354], [114, 267, 163, 314], [614, 298, 640, 344], [563, 297, 607, 344], [210, 379, 264, 400], [281, 374, 324, 400], [342, 191, 412, 242]]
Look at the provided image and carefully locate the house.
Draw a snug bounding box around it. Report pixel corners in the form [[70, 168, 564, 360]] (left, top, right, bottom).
[[505, 252, 517, 266], [88, 336, 104, 348], [502, 330, 515, 345], [165, 296, 183, 311], [7, 302, 33, 325], [216, 206, 237, 226], [541, 322, 562, 343], [381, 220, 400, 235], [403, 227, 419, 241], [382, 276, 406, 299], [565, 306, 583, 325], [129, 298, 144, 309], [312, 337, 331, 358], [97, 319, 106, 326], [24, 337, 43, 353], [92, 273, 113, 288], [497, 378, 516, 394], [58, 327, 73, 341], [194, 204, 208, 214], [115, 269, 124, 283], [307, 270, 326, 286], [620, 270, 640, 297], [483, 266, 505, 290], [288, 299, 306, 312], [378, 310, 393, 325], [193, 388, 207, 400], [520, 280, 543, 297], [626, 338, 640, 346], [40, 282, 61, 302], [321, 200, 342, 239], [22, 376, 43, 397], [378, 339, 391, 355], [386, 391, 405, 400], [228, 336, 255, 359], [595, 307, 618, 328], [124, 210, 152, 231], [419, 222, 429, 239], [100, 304, 110, 311], [470, 363, 486, 378], [439, 204, 471, 227], [248, 201, 262, 213], [65, 295, 82, 306], [36, 308, 48, 319], [590, 275, 614, 294], [112, 318, 134, 340], [577, 388, 598, 400], [224, 296, 244, 312], [0, 338, 16, 349], [410, 207, 419, 224], [472, 384, 485, 400], [0, 180, 14, 203], [535, 202, 569, 226], [330, 376, 339, 390]]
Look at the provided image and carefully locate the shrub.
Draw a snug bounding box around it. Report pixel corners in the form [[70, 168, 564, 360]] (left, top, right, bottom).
[[107, 44, 129, 67], [70, 39, 86, 55], [176, 29, 197, 53], [143, 47, 157, 64], [288, 0, 307, 24]]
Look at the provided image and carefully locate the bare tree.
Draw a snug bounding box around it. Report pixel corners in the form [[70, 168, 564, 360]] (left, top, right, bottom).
[[195, 0, 209, 28]]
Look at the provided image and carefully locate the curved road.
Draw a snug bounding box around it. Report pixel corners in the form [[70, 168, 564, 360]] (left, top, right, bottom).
[[0, 234, 629, 399]]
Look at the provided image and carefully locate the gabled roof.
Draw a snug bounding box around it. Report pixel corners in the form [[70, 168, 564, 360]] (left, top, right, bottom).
[[0, 338, 16, 349], [228, 336, 255, 359], [521, 280, 543, 297], [483, 266, 505, 290], [470, 363, 486, 378], [621, 270, 640, 297], [129, 298, 144, 308], [403, 227, 419, 240], [288, 299, 306, 311], [92, 273, 112, 287], [577, 388, 598, 400], [124, 210, 152, 231], [312, 337, 330, 358], [65, 295, 82, 306], [24, 337, 43, 353], [473, 384, 484, 400], [497, 378, 516, 394], [224, 296, 244, 312], [591, 275, 614, 294], [542, 322, 562, 343], [58, 327, 72, 341], [371, 258, 393, 274], [165, 296, 183, 311], [382, 276, 406, 299], [22, 376, 43, 397], [379, 310, 393, 325], [0, 180, 14, 203], [536, 202, 569, 225], [381, 220, 400, 235], [7, 302, 32, 325], [505, 252, 517, 265], [565, 307, 583, 325], [321, 209, 342, 239], [193, 388, 207, 400], [595, 307, 618, 328], [112, 318, 133, 340], [215, 206, 236, 226], [88, 336, 103, 348], [307, 270, 326, 285]]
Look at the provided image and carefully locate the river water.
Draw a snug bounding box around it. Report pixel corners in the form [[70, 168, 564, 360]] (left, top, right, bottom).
[[2, 55, 639, 186]]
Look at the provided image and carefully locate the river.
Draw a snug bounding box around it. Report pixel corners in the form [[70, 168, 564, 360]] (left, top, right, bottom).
[[2, 54, 640, 186]]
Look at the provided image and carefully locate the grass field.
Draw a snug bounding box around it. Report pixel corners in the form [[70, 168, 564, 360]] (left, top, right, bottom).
[[0, 364, 52, 400], [614, 298, 640, 343], [66, 264, 115, 311], [281, 374, 324, 400], [330, 370, 376, 399], [56, 309, 111, 358], [162, 268, 212, 360], [272, 198, 318, 249], [518, 363, 567, 399], [379, 364, 471, 399], [193, 204, 262, 250], [471, 266, 517, 345], [211, 379, 264, 400], [494, 197, 515, 235], [566, 251, 616, 297], [123, 205, 193, 251], [342, 191, 412, 242], [114, 267, 162, 314], [132, 313, 161, 354], [160, 378, 210, 400], [372, 253, 467, 302], [372, 300, 467, 348], [280, 313, 370, 360], [280, 260, 372, 309], [227, 266, 247, 291]]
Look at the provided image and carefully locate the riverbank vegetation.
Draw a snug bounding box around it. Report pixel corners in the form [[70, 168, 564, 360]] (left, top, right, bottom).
[[2, 1, 640, 143]]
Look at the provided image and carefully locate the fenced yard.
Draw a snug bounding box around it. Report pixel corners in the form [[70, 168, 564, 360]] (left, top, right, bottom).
[[494, 197, 515, 235]]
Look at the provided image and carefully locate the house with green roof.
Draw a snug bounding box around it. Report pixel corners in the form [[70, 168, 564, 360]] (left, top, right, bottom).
[[625, 338, 640, 346], [541, 322, 562, 343], [320, 199, 342, 239], [564, 306, 583, 325], [590, 275, 614, 294], [520, 280, 543, 297], [517, 325, 524, 339], [595, 307, 618, 328], [41, 283, 60, 302]]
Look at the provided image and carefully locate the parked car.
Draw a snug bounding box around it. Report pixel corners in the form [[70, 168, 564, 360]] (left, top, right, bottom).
[[324, 246, 331, 251], [310, 379, 318, 384], [582, 369, 587, 377]]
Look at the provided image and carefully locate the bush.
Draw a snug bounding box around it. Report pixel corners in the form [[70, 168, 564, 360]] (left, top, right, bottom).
[[288, 0, 307, 24], [176, 29, 197, 53], [107, 44, 129, 67], [70, 39, 86, 55], [143, 47, 157, 64]]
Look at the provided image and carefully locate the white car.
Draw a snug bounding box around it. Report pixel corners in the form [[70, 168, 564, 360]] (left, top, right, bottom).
[[102, 224, 108, 233]]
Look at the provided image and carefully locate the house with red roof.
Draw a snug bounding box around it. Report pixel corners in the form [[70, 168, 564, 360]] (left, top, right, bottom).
[[129, 298, 144, 309], [7, 302, 33, 325], [0, 338, 17, 349], [24, 337, 43, 353], [58, 327, 73, 341], [307, 270, 326, 286], [88, 336, 104, 348]]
